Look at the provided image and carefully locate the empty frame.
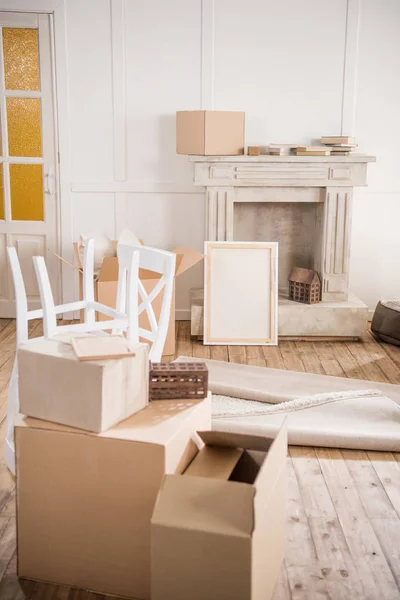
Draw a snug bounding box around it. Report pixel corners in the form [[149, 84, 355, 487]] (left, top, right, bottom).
[[204, 242, 278, 345]]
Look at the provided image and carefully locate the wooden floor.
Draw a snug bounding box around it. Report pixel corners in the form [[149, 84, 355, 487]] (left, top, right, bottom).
[[1, 319, 400, 599]]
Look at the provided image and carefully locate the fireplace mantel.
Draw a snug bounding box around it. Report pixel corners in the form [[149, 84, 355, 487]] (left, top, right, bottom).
[[190, 154, 376, 339]]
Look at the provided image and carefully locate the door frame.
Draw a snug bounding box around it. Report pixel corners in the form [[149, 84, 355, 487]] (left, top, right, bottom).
[[0, 0, 73, 308]]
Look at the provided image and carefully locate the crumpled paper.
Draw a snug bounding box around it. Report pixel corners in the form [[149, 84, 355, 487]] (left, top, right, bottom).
[[78, 229, 142, 276]]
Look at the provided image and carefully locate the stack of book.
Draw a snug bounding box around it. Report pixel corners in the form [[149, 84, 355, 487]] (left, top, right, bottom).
[[320, 136, 357, 156], [268, 144, 299, 156], [295, 146, 331, 156]]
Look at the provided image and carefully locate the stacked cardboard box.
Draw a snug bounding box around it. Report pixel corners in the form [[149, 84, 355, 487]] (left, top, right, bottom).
[[16, 338, 286, 599]]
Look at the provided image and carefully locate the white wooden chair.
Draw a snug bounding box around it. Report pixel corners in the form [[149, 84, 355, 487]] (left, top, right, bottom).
[[4, 247, 44, 474], [5, 239, 139, 474], [33, 239, 139, 341]]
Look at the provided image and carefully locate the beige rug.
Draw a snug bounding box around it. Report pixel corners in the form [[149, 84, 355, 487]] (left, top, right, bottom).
[[175, 357, 400, 451]]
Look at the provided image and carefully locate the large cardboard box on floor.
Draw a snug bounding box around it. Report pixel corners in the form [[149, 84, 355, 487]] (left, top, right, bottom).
[[72, 243, 203, 356], [16, 395, 211, 600], [18, 336, 149, 432], [176, 110, 245, 155], [151, 425, 287, 600]]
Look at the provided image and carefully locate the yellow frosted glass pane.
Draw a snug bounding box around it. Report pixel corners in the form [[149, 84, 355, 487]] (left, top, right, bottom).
[[3, 28, 39, 91], [10, 164, 44, 221], [0, 165, 4, 220], [7, 98, 42, 157]]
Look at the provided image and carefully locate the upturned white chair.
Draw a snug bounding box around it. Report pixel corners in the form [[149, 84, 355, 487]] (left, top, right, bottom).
[[33, 239, 139, 341], [5, 247, 44, 474], [33, 242, 176, 360], [5, 239, 139, 475]]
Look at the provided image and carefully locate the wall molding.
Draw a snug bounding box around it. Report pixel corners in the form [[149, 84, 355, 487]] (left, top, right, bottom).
[[71, 181, 205, 194], [341, 0, 361, 136], [110, 0, 127, 181], [200, 0, 214, 109]]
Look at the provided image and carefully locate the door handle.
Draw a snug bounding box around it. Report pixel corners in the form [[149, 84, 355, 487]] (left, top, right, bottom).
[[44, 167, 53, 194]]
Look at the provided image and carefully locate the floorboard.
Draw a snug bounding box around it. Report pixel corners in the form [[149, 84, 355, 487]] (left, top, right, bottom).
[[1, 320, 399, 599]]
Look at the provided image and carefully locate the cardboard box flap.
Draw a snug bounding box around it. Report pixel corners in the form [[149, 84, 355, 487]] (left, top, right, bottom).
[[184, 446, 243, 480], [172, 246, 204, 277], [197, 430, 274, 453], [151, 474, 254, 536], [98, 257, 119, 282]]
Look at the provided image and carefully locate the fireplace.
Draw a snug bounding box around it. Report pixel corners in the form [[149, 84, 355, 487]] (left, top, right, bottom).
[[190, 154, 376, 339], [234, 200, 322, 293]]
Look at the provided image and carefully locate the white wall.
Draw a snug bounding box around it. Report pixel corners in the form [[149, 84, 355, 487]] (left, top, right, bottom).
[[64, 0, 400, 315]]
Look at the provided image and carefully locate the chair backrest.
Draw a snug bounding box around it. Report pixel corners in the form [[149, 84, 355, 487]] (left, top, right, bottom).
[[7, 247, 43, 346], [119, 244, 176, 362], [33, 239, 140, 341]]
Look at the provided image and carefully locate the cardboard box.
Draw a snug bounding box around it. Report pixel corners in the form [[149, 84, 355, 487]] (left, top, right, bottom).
[[16, 395, 212, 599], [72, 243, 204, 356], [18, 336, 149, 432], [176, 110, 245, 155], [151, 425, 287, 600]]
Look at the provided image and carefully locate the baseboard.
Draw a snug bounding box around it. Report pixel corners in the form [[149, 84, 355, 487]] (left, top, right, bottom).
[[175, 309, 191, 321]]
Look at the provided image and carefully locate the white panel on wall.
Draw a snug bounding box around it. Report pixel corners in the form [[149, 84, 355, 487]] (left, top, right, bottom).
[[72, 193, 116, 241], [125, 192, 205, 315], [213, 0, 347, 145], [355, 0, 400, 193], [349, 0, 400, 308], [350, 192, 400, 309], [125, 0, 202, 184], [67, 0, 114, 182]]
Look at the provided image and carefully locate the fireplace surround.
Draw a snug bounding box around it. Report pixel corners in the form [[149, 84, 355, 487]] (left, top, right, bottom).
[[190, 154, 376, 339]]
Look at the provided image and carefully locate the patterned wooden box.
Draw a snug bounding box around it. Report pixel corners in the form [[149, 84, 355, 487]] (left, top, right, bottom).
[[149, 362, 208, 400]]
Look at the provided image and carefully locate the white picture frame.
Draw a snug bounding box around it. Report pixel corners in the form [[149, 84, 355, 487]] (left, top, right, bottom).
[[204, 241, 278, 345]]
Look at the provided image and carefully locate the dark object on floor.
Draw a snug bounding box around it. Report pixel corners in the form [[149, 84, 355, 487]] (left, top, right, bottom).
[[289, 267, 321, 304], [149, 362, 208, 400], [371, 300, 400, 346]]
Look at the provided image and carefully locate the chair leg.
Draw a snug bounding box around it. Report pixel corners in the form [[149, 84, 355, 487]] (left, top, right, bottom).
[[4, 360, 18, 475]]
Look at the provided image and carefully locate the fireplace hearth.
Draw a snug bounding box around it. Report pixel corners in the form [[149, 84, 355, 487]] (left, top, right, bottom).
[[190, 154, 376, 339]]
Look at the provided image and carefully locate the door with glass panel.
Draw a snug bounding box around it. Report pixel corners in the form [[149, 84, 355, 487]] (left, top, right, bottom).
[[0, 12, 58, 317]]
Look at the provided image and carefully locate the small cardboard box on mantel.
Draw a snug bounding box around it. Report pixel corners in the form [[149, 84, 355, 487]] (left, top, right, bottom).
[[176, 110, 245, 155], [18, 336, 149, 432], [151, 425, 287, 600], [65, 243, 204, 356], [16, 394, 212, 600]]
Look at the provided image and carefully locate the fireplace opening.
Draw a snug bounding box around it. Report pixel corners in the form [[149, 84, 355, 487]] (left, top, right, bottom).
[[234, 202, 323, 295]]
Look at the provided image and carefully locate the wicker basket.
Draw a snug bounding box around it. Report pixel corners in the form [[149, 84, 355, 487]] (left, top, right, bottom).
[[149, 362, 208, 400]]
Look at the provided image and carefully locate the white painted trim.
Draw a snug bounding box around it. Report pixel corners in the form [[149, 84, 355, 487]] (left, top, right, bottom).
[[52, 1, 75, 308], [0, 12, 38, 26], [71, 181, 205, 194], [200, 0, 214, 109], [0, 27, 10, 224], [0, 1, 61, 11], [5, 90, 42, 98], [5, 156, 44, 164], [341, 0, 361, 135], [110, 0, 127, 182]]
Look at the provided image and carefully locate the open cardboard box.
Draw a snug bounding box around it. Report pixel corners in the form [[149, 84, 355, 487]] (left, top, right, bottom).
[[151, 423, 287, 600], [56, 242, 204, 356]]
